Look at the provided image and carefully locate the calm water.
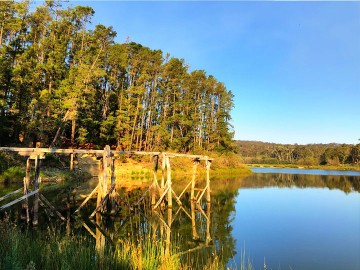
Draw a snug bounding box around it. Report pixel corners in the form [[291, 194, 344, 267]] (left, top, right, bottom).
[[1, 168, 359, 269], [251, 167, 360, 176], [225, 168, 360, 270]]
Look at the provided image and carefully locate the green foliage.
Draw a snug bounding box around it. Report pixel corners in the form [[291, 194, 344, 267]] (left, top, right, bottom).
[[0, 166, 25, 183], [237, 141, 360, 166], [211, 152, 244, 170], [0, 2, 234, 154]]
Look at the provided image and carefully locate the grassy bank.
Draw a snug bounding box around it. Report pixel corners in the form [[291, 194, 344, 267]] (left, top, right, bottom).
[[0, 151, 251, 185], [248, 163, 360, 171]]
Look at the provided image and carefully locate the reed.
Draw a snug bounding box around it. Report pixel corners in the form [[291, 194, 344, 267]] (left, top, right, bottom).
[[0, 220, 234, 270]]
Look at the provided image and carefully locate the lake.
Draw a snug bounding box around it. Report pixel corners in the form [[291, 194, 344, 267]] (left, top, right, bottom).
[[225, 168, 360, 270], [0, 167, 359, 269]]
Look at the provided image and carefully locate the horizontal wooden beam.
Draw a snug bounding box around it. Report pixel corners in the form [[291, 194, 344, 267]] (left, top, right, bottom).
[[39, 194, 66, 221], [0, 147, 213, 160], [74, 185, 98, 214], [0, 188, 22, 202], [0, 190, 39, 211]]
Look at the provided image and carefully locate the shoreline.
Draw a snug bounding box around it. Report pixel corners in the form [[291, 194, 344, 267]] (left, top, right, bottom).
[[247, 163, 360, 171]]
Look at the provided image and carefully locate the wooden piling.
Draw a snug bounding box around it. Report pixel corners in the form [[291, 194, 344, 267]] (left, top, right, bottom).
[[165, 206, 172, 257], [110, 157, 116, 214], [191, 159, 199, 240], [191, 159, 199, 201], [95, 213, 105, 259], [205, 158, 212, 244], [21, 158, 31, 222], [206, 200, 212, 245], [206, 158, 211, 203], [70, 153, 74, 171], [32, 155, 41, 226], [151, 155, 159, 207], [165, 156, 172, 209], [97, 159, 104, 213], [161, 153, 166, 191]]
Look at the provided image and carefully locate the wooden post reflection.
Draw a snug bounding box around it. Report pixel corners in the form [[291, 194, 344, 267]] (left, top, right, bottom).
[[66, 192, 71, 236], [165, 206, 172, 257], [110, 157, 116, 215], [95, 213, 105, 259]]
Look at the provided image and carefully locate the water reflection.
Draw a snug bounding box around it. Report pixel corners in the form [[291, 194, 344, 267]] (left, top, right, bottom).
[[1, 170, 359, 269], [236, 172, 360, 193]]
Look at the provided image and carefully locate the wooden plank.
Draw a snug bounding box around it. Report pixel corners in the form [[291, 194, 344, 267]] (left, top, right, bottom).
[[178, 180, 192, 200], [39, 194, 66, 221], [0, 188, 22, 202], [89, 184, 116, 218], [82, 222, 97, 239], [0, 190, 39, 211], [135, 188, 149, 206], [196, 184, 209, 204], [166, 156, 172, 208], [196, 202, 209, 221], [171, 190, 192, 221], [39, 200, 54, 218], [0, 147, 213, 160], [74, 185, 99, 214], [153, 185, 170, 209], [206, 159, 211, 203], [32, 156, 41, 226]]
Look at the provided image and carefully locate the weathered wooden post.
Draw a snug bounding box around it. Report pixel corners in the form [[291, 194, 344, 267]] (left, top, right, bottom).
[[191, 159, 200, 240], [110, 155, 116, 215], [21, 158, 31, 222], [205, 158, 212, 245], [97, 158, 104, 213], [97, 146, 110, 214], [70, 153, 74, 171], [166, 156, 172, 209], [205, 158, 211, 203], [161, 153, 166, 192], [151, 155, 159, 207], [32, 155, 41, 226]]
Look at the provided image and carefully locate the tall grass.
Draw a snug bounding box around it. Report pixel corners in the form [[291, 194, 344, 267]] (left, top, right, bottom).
[[116, 238, 181, 270], [0, 220, 232, 270], [0, 220, 120, 270]]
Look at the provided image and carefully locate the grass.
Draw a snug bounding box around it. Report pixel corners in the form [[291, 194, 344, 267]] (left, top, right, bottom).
[[0, 166, 26, 184], [0, 220, 234, 270]]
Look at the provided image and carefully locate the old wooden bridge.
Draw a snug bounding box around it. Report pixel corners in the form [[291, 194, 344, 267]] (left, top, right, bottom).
[[0, 145, 213, 248]]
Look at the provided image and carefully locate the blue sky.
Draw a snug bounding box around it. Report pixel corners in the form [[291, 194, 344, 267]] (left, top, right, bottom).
[[66, 1, 360, 145]]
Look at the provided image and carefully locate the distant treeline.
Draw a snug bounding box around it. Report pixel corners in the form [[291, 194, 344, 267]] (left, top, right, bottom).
[[237, 141, 360, 165], [0, 1, 234, 153]]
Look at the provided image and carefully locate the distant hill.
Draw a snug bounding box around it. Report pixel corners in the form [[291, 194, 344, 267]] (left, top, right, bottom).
[[235, 140, 359, 165]]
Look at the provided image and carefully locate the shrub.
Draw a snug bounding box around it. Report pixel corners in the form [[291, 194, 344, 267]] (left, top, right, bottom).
[[0, 166, 26, 183]]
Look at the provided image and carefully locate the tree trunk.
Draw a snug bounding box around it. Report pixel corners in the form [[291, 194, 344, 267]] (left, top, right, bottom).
[[71, 118, 76, 145]]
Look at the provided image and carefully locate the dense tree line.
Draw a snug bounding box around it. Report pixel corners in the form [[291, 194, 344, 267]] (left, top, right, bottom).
[[237, 141, 360, 166], [0, 1, 234, 153]]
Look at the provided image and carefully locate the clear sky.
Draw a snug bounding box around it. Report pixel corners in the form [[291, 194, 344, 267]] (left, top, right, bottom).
[[65, 1, 360, 145]]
